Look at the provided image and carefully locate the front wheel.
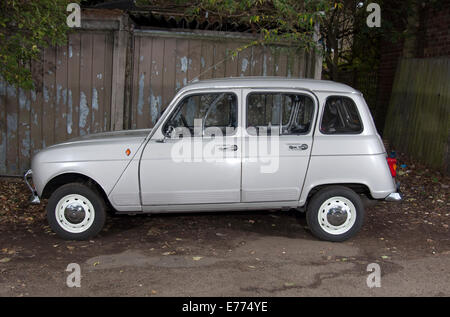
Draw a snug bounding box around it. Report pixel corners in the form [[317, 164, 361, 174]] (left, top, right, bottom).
[[47, 183, 106, 240], [306, 186, 364, 242]]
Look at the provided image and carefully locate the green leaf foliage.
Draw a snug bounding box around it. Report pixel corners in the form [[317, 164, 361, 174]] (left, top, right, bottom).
[[0, 0, 76, 89]]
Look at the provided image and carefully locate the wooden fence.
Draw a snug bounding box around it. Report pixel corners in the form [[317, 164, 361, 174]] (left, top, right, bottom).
[[384, 58, 450, 174], [0, 11, 320, 176], [129, 30, 318, 129]]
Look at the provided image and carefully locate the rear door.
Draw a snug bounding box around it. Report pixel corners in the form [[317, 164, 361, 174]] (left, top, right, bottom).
[[241, 89, 317, 202]]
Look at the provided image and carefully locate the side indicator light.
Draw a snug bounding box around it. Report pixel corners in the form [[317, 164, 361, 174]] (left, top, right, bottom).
[[125, 148, 131, 156]]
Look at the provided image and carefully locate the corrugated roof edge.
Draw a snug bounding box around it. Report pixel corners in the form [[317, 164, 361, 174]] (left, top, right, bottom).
[[185, 77, 359, 94]]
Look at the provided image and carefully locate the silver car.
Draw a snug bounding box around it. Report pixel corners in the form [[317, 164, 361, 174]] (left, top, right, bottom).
[[25, 77, 401, 241]]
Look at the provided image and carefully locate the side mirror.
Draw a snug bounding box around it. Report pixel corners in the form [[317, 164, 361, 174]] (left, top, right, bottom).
[[164, 125, 175, 138], [157, 125, 175, 143]]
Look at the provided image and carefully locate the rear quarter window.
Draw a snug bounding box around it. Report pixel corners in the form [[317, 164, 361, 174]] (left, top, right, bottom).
[[320, 96, 363, 134]]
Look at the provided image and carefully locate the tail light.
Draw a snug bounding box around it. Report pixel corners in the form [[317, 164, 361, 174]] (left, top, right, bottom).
[[387, 157, 397, 177]]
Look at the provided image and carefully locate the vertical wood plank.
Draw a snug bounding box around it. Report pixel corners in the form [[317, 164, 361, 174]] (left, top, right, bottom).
[[251, 45, 263, 76], [200, 40, 214, 79], [137, 36, 152, 129], [103, 32, 114, 132], [79, 33, 93, 136], [18, 86, 31, 173], [237, 45, 252, 77], [30, 60, 43, 157], [0, 78, 6, 173], [67, 33, 81, 138], [277, 48, 288, 77], [43, 47, 56, 147], [225, 42, 240, 77], [150, 37, 165, 126], [5, 83, 18, 174], [55, 44, 68, 143], [187, 39, 202, 82], [162, 38, 176, 110], [175, 38, 190, 90], [213, 41, 227, 78], [131, 36, 141, 129], [91, 33, 107, 134]]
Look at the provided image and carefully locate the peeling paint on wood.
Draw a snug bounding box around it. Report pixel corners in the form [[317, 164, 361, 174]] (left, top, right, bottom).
[[0, 29, 315, 175]]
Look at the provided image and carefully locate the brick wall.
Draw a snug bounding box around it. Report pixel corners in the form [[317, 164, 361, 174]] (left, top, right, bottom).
[[374, 38, 404, 131], [422, 2, 450, 58]]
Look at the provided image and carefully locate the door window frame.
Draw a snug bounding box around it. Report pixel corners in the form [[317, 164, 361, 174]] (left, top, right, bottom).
[[242, 88, 318, 138], [152, 88, 242, 141]]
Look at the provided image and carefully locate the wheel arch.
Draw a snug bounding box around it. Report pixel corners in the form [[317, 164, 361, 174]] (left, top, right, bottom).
[[304, 183, 372, 202], [41, 173, 113, 210]]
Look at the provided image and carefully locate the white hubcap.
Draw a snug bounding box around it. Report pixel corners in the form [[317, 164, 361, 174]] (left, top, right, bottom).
[[55, 194, 95, 233], [318, 196, 356, 235]]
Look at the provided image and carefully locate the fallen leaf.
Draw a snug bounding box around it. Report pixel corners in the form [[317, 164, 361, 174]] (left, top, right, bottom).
[[192, 256, 203, 261], [93, 261, 100, 266], [0, 258, 11, 263]]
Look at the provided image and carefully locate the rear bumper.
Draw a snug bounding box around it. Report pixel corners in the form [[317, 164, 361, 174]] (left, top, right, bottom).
[[384, 182, 402, 202], [24, 169, 40, 205]]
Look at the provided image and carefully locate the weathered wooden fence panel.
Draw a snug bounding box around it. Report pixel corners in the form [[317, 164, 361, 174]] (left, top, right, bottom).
[[0, 31, 115, 175], [384, 58, 450, 174], [0, 25, 317, 176], [129, 30, 315, 129]]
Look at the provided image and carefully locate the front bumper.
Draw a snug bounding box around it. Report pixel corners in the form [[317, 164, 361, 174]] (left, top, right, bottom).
[[24, 169, 40, 205], [385, 182, 402, 202]]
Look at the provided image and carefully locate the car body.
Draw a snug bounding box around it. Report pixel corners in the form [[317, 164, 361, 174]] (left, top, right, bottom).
[[25, 77, 402, 241]]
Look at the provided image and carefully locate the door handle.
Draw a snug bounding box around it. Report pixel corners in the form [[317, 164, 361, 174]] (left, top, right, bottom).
[[288, 144, 308, 151], [218, 144, 238, 151]]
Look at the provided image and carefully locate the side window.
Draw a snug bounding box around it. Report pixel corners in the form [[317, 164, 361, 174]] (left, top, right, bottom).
[[246, 93, 314, 136], [164, 93, 238, 137], [320, 96, 363, 134]]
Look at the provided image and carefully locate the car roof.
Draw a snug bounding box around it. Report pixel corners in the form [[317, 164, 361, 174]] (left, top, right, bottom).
[[183, 76, 358, 94]]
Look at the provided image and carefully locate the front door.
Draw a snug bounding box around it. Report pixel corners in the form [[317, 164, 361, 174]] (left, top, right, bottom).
[[241, 89, 316, 202], [140, 90, 242, 205]]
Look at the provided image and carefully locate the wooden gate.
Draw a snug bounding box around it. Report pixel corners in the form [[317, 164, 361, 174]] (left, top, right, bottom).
[[0, 11, 320, 176]]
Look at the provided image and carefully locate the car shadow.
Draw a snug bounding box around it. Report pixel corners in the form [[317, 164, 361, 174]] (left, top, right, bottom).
[[101, 209, 314, 241]]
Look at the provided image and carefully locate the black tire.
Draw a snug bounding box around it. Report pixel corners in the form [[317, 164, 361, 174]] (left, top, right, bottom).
[[47, 183, 106, 240], [306, 186, 364, 242]]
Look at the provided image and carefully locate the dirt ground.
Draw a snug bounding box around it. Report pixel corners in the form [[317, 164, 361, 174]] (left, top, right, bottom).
[[0, 154, 449, 297]]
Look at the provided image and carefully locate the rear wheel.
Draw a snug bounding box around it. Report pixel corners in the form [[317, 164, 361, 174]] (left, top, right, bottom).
[[47, 183, 106, 240], [306, 186, 364, 242]]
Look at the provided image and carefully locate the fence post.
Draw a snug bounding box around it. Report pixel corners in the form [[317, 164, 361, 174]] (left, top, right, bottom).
[[110, 14, 129, 131]]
